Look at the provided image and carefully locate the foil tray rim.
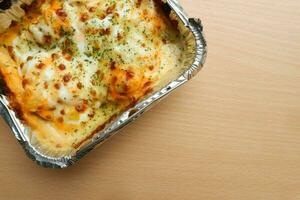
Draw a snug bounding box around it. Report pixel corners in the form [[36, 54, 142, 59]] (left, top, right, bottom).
[[0, 0, 207, 168]]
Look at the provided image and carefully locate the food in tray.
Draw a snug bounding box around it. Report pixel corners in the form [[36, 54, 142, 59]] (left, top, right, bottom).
[[0, 0, 187, 156]]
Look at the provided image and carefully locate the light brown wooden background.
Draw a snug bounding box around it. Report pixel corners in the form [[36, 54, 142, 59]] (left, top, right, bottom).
[[0, 0, 300, 199]]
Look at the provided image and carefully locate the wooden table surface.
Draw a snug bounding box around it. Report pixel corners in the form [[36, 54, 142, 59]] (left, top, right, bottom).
[[1, 0, 300, 199]]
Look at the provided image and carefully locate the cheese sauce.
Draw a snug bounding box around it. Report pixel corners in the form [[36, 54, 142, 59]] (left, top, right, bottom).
[[0, 0, 186, 155]]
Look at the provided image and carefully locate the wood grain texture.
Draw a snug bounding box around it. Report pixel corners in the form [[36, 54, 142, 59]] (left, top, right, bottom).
[[0, 0, 300, 199]]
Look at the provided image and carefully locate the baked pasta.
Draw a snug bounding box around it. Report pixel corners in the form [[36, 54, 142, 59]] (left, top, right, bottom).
[[0, 0, 187, 156]]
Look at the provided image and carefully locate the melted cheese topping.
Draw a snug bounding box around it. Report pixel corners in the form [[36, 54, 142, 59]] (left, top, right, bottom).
[[0, 0, 185, 156]]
